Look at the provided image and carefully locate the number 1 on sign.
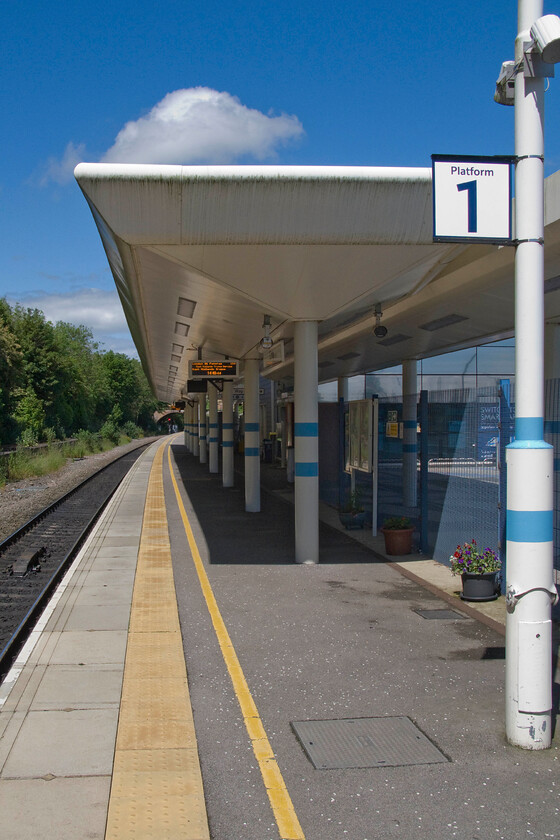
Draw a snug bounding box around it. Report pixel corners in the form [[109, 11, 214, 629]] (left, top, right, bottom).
[[457, 179, 478, 233]]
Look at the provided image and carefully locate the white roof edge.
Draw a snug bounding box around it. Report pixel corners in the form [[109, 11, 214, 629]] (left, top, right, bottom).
[[74, 162, 432, 183]]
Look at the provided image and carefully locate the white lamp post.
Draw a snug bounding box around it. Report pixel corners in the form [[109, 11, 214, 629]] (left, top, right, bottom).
[[497, 1, 560, 749]]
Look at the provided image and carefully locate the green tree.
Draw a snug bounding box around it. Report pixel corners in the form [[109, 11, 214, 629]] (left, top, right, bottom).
[[0, 299, 23, 444]]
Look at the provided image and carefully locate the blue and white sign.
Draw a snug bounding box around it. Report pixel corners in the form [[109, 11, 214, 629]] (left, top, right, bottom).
[[432, 154, 514, 244]]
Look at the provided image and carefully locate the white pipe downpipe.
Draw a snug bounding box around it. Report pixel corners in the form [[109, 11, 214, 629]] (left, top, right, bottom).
[[244, 359, 261, 512], [294, 321, 319, 564], [222, 380, 234, 487], [505, 0, 556, 749]]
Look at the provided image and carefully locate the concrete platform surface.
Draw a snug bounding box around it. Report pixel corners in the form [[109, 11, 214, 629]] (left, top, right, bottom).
[[0, 436, 558, 840]]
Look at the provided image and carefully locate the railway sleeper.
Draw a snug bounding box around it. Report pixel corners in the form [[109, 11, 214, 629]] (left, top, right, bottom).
[[9, 547, 46, 577]]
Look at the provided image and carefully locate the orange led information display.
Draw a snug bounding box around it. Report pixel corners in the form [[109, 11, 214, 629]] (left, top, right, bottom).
[[188, 360, 238, 379]]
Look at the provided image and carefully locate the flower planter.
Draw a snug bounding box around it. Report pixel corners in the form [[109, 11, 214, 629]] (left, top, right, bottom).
[[339, 511, 366, 530], [460, 571, 499, 602], [381, 527, 414, 556]]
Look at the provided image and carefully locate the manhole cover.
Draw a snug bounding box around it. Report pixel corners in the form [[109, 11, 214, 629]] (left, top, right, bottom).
[[414, 608, 466, 620], [291, 716, 449, 769]]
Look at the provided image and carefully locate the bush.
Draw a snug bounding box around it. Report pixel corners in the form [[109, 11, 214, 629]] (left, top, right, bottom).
[[121, 421, 142, 439], [44, 427, 57, 446], [99, 420, 120, 445], [17, 428, 39, 448]]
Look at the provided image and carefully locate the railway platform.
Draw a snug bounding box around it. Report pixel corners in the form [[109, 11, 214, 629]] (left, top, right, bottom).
[[0, 435, 558, 840]]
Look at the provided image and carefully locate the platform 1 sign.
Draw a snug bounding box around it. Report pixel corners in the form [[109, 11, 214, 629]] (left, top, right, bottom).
[[188, 360, 238, 379], [432, 154, 514, 244]]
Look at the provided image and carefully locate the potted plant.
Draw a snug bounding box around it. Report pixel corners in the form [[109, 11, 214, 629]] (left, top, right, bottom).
[[381, 516, 414, 555], [449, 539, 501, 602], [339, 490, 366, 529]]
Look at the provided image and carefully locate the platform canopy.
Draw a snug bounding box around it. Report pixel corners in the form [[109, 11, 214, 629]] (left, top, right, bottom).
[[75, 163, 560, 401]]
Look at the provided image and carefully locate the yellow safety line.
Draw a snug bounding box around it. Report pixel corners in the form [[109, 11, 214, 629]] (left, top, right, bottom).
[[166, 444, 306, 840], [105, 438, 210, 840]]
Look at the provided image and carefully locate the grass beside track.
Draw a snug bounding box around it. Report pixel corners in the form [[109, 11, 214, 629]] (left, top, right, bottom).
[[0, 434, 142, 486]]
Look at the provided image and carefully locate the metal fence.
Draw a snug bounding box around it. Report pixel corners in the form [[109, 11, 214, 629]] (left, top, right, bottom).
[[371, 380, 558, 578]]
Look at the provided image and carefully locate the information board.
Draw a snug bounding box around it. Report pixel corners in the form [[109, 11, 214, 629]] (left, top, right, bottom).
[[349, 400, 373, 473], [188, 360, 238, 379], [432, 154, 513, 244]]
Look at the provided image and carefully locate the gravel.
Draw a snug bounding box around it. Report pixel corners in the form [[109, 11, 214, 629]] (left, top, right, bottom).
[[0, 438, 157, 544]]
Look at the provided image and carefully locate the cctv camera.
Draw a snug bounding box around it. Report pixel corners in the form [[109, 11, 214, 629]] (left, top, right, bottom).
[[531, 14, 560, 64], [260, 335, 273, 351], [374, 325, 388, 338], [494, 60, 515, 106]]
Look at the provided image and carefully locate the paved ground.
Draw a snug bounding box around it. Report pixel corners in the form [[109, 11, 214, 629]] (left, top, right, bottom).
[[0, 437, 558, 840], [168, 442, 560, 840]]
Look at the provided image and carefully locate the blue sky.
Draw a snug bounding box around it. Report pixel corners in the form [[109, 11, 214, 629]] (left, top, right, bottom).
[[2, 0, 559, 357]]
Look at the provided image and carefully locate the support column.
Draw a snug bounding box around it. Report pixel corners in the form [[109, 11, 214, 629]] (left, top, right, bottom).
[[183, 405, 188, 448], [244, 359, 260, 512], [198, 395, 207, 464], [187, 402, 194, 452], [402, 359, 418, 508], [506, 0, 555, 749], [222, 380, 234, 487], [208, 385, 219, 474], [192, 399, 200, 458], [294, 321, 319, 564], [337, 377, 349, 403]]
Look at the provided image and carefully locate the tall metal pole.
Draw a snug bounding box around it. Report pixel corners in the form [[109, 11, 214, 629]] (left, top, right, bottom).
[[505, 0, 555, 748]]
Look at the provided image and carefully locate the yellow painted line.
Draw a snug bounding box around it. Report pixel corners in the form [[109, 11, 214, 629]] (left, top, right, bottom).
[[166, 444, 306, 840], [105, 438, 210, 840]]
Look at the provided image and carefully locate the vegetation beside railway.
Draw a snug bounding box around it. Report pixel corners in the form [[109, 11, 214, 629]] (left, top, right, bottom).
[[0, 298, 163, 480]]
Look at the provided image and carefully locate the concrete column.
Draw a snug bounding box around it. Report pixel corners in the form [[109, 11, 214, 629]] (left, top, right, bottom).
[[337, 377, 349, 403], [208, 385, 219, 473], [192, 399, 200, 458], [222, 380, 234, 487], [244, 359, 260, 512], [294, 321, 319, 564], [198, 395, 207, 464], [402, 359, 418, 508], [188, 402, 194, 452], [183, 406, 188, 447]]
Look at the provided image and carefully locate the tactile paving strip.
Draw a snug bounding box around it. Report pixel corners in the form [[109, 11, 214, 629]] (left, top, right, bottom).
[[291, 716, 449, 770], [105, 440, 210, 840]]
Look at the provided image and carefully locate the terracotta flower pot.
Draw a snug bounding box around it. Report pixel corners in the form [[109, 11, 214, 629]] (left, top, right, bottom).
[[381, 527, 414, 556]]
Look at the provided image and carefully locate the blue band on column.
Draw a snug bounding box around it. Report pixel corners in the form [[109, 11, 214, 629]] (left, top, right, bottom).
[[245, 422, 259, 432], [294, 422, 318, 437], [515, 417, 543, 440], [223, 441, 234, 447], [223, 423, 233, 429], [295, 462, 318, 477], [245, 447, 260, 456], [403, 444, 417, 453], [507, 509, 553, 542], [209, 423, 218, 429]]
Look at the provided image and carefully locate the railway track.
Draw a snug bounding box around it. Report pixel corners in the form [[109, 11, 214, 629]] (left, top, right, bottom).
[[0, 443, 150, 682]]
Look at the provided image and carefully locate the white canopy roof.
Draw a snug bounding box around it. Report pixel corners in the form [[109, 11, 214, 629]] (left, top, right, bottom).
[[75, 163, 560, 401]]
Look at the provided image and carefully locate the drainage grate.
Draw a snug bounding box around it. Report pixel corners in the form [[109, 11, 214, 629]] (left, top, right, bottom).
[[291, 716, 449, 769], [414, 608, 466, 620]]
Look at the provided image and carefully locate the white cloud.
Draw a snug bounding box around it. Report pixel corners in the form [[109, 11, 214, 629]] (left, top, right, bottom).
[[7, 288, 137, 357], [101, 87, 304, 164], [39, 141, 87, 186]]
